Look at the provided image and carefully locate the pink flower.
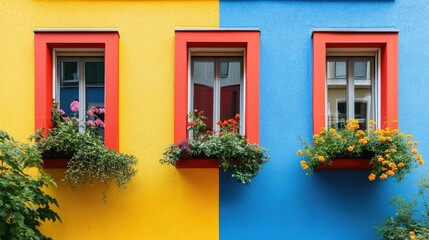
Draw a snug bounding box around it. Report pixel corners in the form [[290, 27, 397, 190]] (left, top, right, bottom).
[[58, 109, 65, 115], [94, 118, 105, 128], [70, 101, 79, 112], [87, 106, 96, 117], [63, 117, 70, 121], [96, 108, 105, 115], [86, 120, 96, 127]]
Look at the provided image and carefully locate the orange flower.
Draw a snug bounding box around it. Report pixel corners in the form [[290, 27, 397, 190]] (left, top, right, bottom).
[[379, 173, 388, 180], [235, 113, 240, 119], [297, 150, 303, 156], [386, 170, 395, 177], [300, 160, 309, 170], [368, 173, 376, 181], [411, 149, 418, 155], [347, 145, 354, 152], [318, 156, 325, 162], [398, 162, 405, 168], [410, 231, 416, 240]]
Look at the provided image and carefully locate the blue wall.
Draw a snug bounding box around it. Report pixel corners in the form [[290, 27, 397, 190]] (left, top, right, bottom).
[[219, 1, 429, 239]]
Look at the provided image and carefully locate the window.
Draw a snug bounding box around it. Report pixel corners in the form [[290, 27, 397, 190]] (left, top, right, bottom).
[[56, 56, 105, 116], [326, 56, 376, 130], [34, 31, 119, 150], [175, 30, 260, 145], [312, 31, 398, 133], [56, 55, 105, 136], [191, 56, 244, 133]]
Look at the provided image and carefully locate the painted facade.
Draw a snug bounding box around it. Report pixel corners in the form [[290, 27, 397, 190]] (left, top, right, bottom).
[[1, 0, 428, 239]]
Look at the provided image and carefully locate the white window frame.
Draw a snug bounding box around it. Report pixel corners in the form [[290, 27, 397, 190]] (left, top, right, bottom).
[[53, 48, 105, 131], [325, 48, 381, 129], [188, 48, 246, 134]]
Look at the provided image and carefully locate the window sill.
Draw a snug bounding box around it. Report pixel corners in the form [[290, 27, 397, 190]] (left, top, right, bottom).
[[42, 157, 70, 169], [175, 158, 219, 168], [315, 158, 372, 171]]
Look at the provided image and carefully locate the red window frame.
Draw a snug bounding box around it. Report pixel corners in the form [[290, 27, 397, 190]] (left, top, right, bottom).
[[34, 31, 119, 150], [312, 32, 398, 134], [175, 30, 260, 144]]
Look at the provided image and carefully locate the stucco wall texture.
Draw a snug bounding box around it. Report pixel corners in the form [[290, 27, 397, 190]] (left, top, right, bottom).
[[0, 1, 219, 239], [220, 0, 429, 239], [1, 0, 429, 239]]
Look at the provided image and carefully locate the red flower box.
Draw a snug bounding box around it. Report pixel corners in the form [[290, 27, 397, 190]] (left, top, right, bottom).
[[42, 157, 70, 169], [316, 158, 372, 171], [175, 158, 219, 168]]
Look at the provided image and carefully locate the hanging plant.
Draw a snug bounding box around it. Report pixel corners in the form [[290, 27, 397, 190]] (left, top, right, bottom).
[[32, 100, 138, 196]]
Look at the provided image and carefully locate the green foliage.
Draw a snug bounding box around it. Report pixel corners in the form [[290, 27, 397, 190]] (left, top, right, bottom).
[[160, 111, 269, 184], [375, 176, 429, 240], [65, 141, 137, 190], [298, 120, 422, 182], [0, 130, 60, 240], [33, 100, 138, 196]]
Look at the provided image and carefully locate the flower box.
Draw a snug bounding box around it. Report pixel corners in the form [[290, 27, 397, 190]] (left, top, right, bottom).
[[315, 158, 372, 171], [42, 157, 70, 169], [175, 158, 219, 168]]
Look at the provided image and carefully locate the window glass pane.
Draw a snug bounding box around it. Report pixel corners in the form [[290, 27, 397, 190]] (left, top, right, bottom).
[[85, 61, 104, 86], [220, 60, 242, 121], [59, 61, 79, 117], [355, 83, 372, 130], [85, 60, 105, 137], [60, 61, 79, 86], [327, 60, 346, 85], [354, 61, 367, 79], [354, 59, 373, 130], [192, 60, 215, 130], [328, 84, 346, 129], [335, 62, 346, 78], [354, 60, 373, 84]]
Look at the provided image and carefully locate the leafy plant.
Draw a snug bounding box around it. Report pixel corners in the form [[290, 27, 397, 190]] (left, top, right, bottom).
[[160, 111, 269, 184], [33, 100, 138, 195], [0, 130, 60, 240], [375, 176, 429, 239], [298, 119, 423, 182]]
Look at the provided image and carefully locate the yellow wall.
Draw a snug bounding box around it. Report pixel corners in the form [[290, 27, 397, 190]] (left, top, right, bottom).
[[0, 1, 219, 239]]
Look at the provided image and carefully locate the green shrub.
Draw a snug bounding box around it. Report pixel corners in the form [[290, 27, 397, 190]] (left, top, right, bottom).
[[375, 175, 429, 239], [0, 131, 60, 240]]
